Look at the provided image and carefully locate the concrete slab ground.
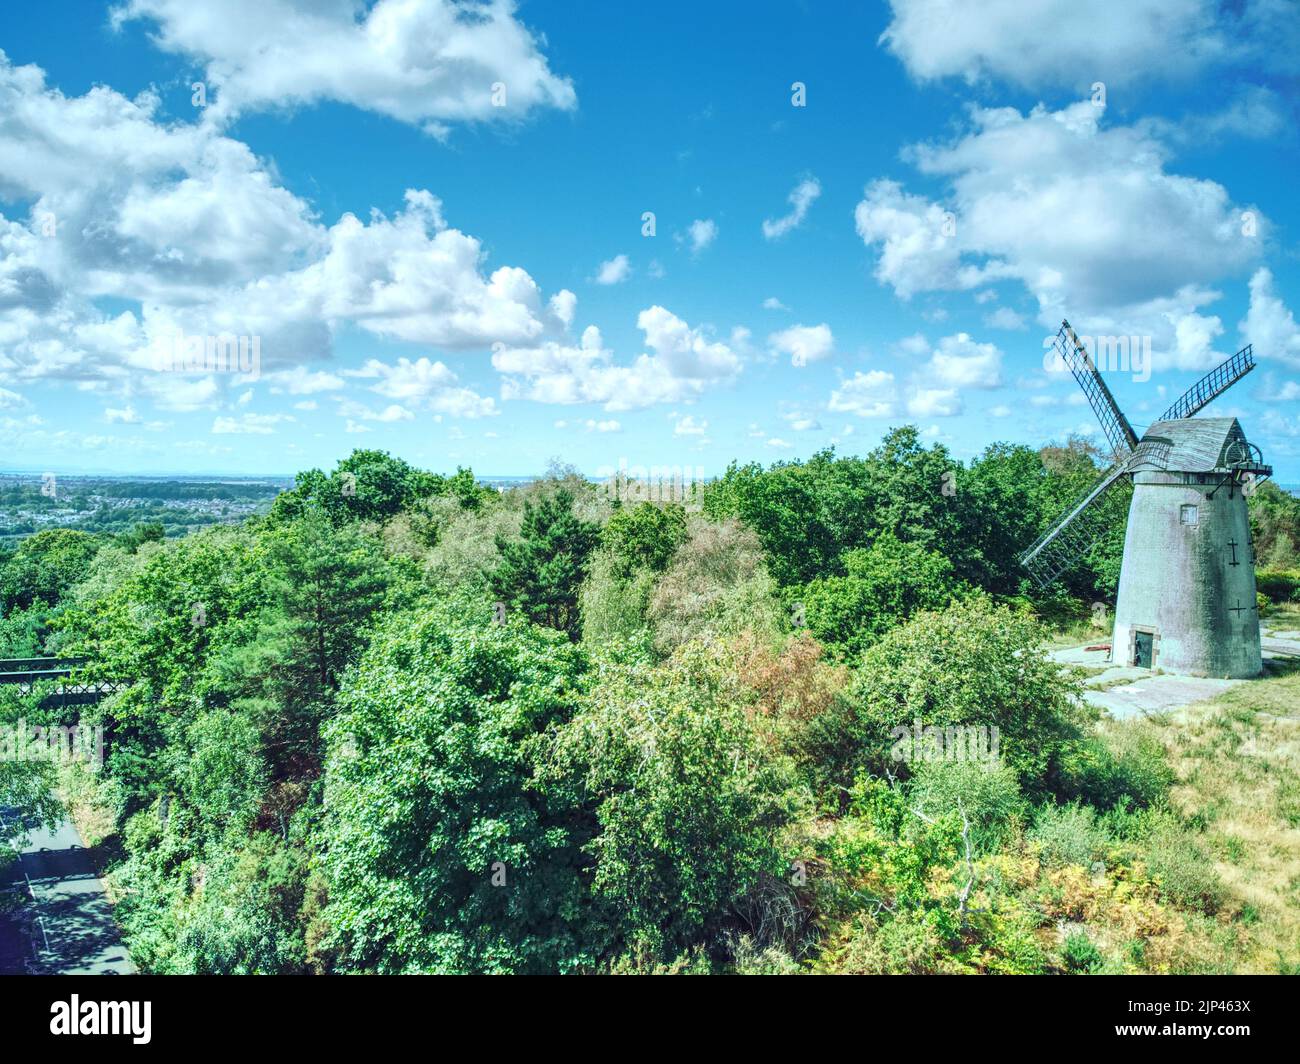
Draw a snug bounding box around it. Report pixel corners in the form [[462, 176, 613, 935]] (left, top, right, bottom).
[[1082, 674, 1243, 720], [1050, 620, 1299, 721]]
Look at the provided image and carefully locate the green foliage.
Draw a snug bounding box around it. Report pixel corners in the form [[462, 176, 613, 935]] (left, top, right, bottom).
[[320, 598, 593, 973], [0, 528, 104, 613], [490, 488, 600, 639], [1256, 568, 1300, 604], [175, 709, 267, 841], [1056, 722, 1174, 810], [1031, 803, 1109, 867], [906, 759, 1028, 854], [578, 550, 656, 651], [1249, 482, 1300, 569], [1062, 929, 1104, 973], [540, 641, 801, 964], [0, 602, 52, 657], [269, 449, 488, 526], [600, 502, 688, 578], [799, 533, 967, 660], [1141, 815, 1226, 915], [840, 597, 1088, 796]]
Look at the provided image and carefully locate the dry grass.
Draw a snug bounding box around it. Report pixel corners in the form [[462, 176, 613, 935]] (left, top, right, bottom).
[[1157, 657, 1300, 973]]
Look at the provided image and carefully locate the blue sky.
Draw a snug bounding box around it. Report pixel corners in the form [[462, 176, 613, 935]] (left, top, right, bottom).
[[0, 0, 1297, 480]]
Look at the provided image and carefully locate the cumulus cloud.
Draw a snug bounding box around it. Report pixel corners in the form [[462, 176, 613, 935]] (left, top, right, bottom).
[[347, 355, 497, 417], [1241, 268, 1300, 368], [681, 219, 717, 256], [593, 254, 631, 285], [920, 333, 1003, 390], [0, 55, 572, 410], [769, 323, 833, 366], [111, 0, 577, 136], [878, 0, 1298, 90], [907, 387, 962, 418], [762, 176, 820, 240], [828, 370, 897, 418], [855, 100, 1265, 369], [492, 305, 742, 411]]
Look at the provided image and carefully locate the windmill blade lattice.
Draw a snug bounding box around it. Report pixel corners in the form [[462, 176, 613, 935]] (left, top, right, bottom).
[[1157, 344, 1256, 423], [1053, 322, 1140, 460]]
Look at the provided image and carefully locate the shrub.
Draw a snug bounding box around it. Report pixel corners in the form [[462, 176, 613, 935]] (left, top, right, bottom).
[[1141, 818, 1226, 915], [1256, 569, 1300, 604], [646, 517, 783, 656], [578, 551, 656, 651], [1058, 722, 1174, 810], [840, 597, 1089, 796], [320, 598, 594, 973], [798, 533, 968, 661], [1062, 929, 1104, 974], [907, 759, 1028, 855], [539, 641, 802, 964], [1031, 803, 1109, 868]]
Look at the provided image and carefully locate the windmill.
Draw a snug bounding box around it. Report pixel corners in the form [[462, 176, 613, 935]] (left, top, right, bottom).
[[1021, 321, 1272, 678]]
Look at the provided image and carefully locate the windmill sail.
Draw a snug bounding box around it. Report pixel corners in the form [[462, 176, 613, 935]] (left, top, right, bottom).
[[1157, 344, 1256, 423], [1053, 321, 1140, 460], [1019, 460, 1134, 587]]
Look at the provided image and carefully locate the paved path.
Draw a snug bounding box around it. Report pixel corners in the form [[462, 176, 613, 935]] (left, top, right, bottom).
[[1049, 620, 1299, 721], [0, 808, 134, 975]]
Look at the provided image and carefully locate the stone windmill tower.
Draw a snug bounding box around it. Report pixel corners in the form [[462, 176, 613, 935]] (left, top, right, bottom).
[[1021, 322, 1272, 678]]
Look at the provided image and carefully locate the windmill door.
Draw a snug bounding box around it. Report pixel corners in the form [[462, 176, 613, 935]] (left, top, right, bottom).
[[1134, 630, 1154, 669]]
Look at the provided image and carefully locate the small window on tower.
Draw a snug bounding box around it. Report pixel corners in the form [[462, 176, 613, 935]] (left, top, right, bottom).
[[1180, 504, 1199, 526]]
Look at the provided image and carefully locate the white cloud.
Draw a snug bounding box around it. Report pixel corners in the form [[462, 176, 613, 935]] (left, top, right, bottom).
[[921, 333, 1003, 389], [212, 412, 292, 434], [1241, 267, 1300, 368], [907, 387, 962, 418], [111, 0, 577, 137], [0, 57, 575, 400], [762, 297, 789, 311], [878, 0, 1297, 90], [769, 323, 833, 366], [828, 370, 897, 418], [493, 306, 742, 411], [105, 405, 139, 424], [347, 355, 497, 417], [584, 418, 621, 433], [267, 367, 345, 394], [335, 399, 414, 423], [781, 410, 822, 432], [594, 254, 631, 285], [983, 306, 1026, 331], [673, 414, 708, 437], [766, 437, 793, 449], [682, 218, 717, 255], [762, 176, 820, 240], [855, 100, 1264, 366]]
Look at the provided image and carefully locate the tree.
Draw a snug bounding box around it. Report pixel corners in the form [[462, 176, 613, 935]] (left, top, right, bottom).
[[491, 488, 599, 638], [799, 533, 967, 660], [0, 528, 103, 613], [540, 641, 801, 965], [599, 502, 687, 579], [844, 597, 1090, 797], [320, 598, 592, 973]]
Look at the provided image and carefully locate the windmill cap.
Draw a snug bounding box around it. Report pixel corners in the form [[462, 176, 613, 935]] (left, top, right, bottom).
[[1138, 417, 1269, 474]]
